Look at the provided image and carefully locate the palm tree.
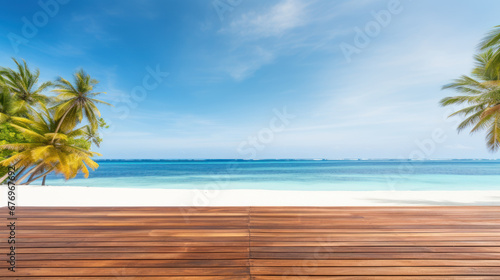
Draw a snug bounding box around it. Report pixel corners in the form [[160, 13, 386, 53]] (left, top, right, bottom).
[[51, 69, 111, 143], [479, 25, 500, 78], [0, 58, 52, 115], [0, 87, 30, 126], [441, 50, 500, 152], [0, 82, 30, 183], [0, 84, 17, 124], [0, 105, 100, 184], [82, 125, 102, 148], [0, 61, 110, 185]]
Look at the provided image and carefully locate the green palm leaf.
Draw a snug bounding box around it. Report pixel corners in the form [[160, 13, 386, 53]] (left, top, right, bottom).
[[442, 48, 500, 152]]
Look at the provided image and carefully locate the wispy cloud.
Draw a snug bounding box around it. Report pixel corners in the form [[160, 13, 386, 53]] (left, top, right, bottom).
[[71, 14, 116, 42], [214, 0, 342, 80], [222, 0, 308, 39], [214, 0, 310, 80], [225, 46, 275, 80]]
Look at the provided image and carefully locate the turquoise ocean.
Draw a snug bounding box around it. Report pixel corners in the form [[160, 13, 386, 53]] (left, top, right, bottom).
[[43, 160, 500, 191]]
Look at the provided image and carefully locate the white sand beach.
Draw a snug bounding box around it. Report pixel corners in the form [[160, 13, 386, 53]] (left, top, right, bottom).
[[2, 185, 500, 206]]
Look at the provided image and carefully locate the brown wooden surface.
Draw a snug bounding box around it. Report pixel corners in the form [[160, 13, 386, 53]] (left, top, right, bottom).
[[1, 206, 500, 279]]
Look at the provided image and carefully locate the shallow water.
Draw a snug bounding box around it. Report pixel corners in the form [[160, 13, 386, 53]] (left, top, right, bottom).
[[44, 160, 500, 190]]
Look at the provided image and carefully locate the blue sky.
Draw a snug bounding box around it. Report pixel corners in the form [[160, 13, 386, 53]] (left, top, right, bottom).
[[1, 0, 500, 159]]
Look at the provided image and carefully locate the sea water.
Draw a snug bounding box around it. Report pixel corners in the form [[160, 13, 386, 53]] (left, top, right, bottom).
[[43, 160, 500, 191]]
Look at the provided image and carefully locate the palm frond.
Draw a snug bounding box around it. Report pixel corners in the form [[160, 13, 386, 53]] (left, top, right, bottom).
[[485, 113, 500, 152], [480, 25, 500, 50]]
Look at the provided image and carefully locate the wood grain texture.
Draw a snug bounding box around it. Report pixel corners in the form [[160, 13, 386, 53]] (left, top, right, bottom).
[[1, 206, 500, 278]]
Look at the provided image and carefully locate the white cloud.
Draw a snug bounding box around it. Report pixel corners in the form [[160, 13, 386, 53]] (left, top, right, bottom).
[[214, 0, 316, 81], [223, 0, 308, 39], [226, 47, 275, 80], [211, 0, 370, 81]]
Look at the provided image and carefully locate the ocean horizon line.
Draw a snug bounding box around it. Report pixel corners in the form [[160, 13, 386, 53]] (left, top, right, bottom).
[[94, 158, 500, 162]]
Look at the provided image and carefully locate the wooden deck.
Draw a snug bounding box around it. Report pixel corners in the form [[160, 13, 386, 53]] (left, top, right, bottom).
[[2, 206, 500, 279]]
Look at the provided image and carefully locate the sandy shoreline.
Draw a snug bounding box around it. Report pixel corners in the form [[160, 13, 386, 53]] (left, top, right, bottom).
[[1, 185, 500, 206]]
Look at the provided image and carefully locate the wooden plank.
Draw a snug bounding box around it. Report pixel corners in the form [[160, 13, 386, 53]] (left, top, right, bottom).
[[250, 252, 500, 259], [251, 259, 500, 267], [13, 259, 249, 268], [17, 246, 249, 253], [3, 240, 249, 246], [251, 246, 500, 253], [251, 266, 500, 276], [14, 252, 249, 260], [2, 206, 500, 278], [251, 241, 500, 247], [0, 267, 249, 276]]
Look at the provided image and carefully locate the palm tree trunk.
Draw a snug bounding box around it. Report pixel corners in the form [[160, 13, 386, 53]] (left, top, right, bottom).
[[1, 166, 27, 184], [51, 104, 75, 143], [0, 172, 10, 184], [15, 166, 28, 179], [27, 166, 42, 182], [24, 167, 54, 185], [15, 162, 44, 185]]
